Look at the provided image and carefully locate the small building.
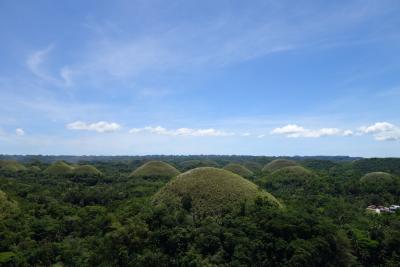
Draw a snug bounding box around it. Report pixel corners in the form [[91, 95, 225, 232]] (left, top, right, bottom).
[[366, 204, 400, 214]]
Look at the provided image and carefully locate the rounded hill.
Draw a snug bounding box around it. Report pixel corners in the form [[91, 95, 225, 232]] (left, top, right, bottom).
[[262, 166, 317, 194], [44, 161, 73, 175], [153, 167, 281, 217], [270, 166, 314, 183], [0, 160, 27, 172], [73, 165, 102, 176], [360, 172, 394, 193], [179, 160, 219, 171], [29, 166, 41, 172], [223, 163, 254, 178], [243, 161, 263, 173], [129, 161, 180, 179], [262, 159, 298, 173]]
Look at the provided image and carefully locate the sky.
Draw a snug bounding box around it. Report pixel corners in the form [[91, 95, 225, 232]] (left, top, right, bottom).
[[0, 0, 400, 156]]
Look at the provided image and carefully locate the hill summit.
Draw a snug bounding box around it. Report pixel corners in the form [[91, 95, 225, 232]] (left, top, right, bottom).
[[0, 160, 26, 172], [44, 161, 74, 175], [223, 163, 254, 178], [153, 167, 281, 217], [73, 165, 102, 176], [262, 159, 298, 173], [360, 172, 395, 193], [130, 161, 180, 179]]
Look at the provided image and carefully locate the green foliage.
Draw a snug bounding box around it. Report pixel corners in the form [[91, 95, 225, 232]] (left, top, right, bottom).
[[360, 172, 396, 194], [29, 166, 41, 172], [259, 166, 320, 197], [353, 158, 400, 176], [0, 160, 27, 172], [153, 167, 281, 217], [262, 159, 298, 173], [73, 165, 103, 176], [0, 251, 16, 263], [0, 156, 400, 266], [223, 163, 254, 178], [44, 161, 74, 175], [129, 161, 180, 180], [178, 160, 219, 171], [242, 161, 263, 173], [0, 189, 18, 220]]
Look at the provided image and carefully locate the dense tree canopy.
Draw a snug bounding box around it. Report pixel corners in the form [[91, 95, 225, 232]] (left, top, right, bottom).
[[0, 156, 399, 266]]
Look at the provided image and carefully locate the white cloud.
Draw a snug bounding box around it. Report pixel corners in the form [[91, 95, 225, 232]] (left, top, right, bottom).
[[343, 130, 353, 136], [66, 121, 121, 133], [271, 124, 342, 138], [374, 132, 400, 141], [241, 133, 251, 136], [257, 134, 266, 138], [15, 128, 25, 136], [129, 126, 233, 137], [359, 122, 395, 133], [359, 122, 400, 141]]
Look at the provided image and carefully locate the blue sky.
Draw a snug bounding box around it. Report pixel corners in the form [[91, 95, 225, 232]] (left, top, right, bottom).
[[1, 0, 400, 156]]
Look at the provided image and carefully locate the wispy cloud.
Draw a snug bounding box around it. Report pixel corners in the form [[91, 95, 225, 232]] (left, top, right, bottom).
[[359, 122, 395, 133], [66, 121, 121, 133], [25, 2, 397, 89], [26, 45, 72, 86], [15, 128, 25, 136], [27, 45, 53, 79], [271, 124, 343, 138], [129, 126, 234, 137], [359, 122, 400, 141], [270, 122, 400, 141]]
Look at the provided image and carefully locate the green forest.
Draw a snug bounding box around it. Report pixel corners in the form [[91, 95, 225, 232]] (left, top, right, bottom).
[[1, 156, 400, 266]]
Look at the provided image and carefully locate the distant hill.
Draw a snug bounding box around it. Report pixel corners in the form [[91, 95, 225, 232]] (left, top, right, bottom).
[[262, 159, 299, 173], [44, 161, 74, 175], [360, 172, 395, 193], [73, 165, 103, 176], [223, 163, 254, 178], [129, 161, 180, 179], [179, 159, 219, 171], [0, 160, 26, 172], [0, 154, 362, 164], [353, 158, 400, 176]]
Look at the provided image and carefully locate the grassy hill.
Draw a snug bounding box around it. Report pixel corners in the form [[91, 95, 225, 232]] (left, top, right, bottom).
[[44, 161, 74, 175], [360, 172, 395, 193], [129, 160, 180, 179], [0, 160, 26, 172], [179, 159, 219, 171], [153, 167, 281, 217], [260, 166, 319, 195], [353, 158, 400, 176], [28, 166, 41, 172], [223, 163, 254, 178], [268, 166, 314, 184], [73, 165, 103, 176], [262, 159, 298, 173], [243, 161, 263, 173]]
